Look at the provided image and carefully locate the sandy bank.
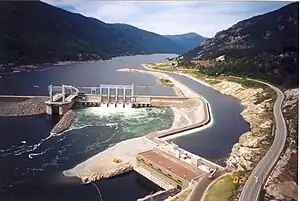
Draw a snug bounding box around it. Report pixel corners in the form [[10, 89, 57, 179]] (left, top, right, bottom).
[[63, 68, 211, 183]]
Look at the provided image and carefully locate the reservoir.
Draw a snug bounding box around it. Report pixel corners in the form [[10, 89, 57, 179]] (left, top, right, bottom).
[[0, 54, 249, 201]]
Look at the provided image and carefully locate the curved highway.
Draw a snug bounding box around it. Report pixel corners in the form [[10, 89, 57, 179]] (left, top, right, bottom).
[[239, 79, 287, 201]]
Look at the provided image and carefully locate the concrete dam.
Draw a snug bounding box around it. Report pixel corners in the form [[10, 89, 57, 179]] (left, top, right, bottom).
[[0, 83, 223, 201], [45, 84, 192, 115]]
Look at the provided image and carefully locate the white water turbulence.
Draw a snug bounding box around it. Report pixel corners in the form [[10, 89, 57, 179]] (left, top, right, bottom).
[[0, 106, 173, 191], [71, 106, 174, 138]]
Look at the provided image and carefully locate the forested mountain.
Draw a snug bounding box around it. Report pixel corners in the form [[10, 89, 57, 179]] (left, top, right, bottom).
[[180, 2, 299, 87], [0, 1, 184, 66], [164, 32, 207, 52]]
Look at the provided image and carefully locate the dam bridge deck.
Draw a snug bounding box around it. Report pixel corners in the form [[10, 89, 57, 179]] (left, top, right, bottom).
[[44, 84, 193, 114]]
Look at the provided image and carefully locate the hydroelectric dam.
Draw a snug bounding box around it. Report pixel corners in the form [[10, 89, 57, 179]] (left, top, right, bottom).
[[44, 84, 192, 115], [0, 83, 225, 201]]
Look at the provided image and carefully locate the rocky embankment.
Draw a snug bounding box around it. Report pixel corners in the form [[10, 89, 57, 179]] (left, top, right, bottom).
[[63, 137, 155, 183], [51, 110, 76, 134], [144, 63, 277, 172], [144, 62, 298, 199], [0, 97, 47, 116], [207, 80, 275, 172], [210, 80, 298, 200], [264, 88, 298, 201], [80, 161, 133, 184]]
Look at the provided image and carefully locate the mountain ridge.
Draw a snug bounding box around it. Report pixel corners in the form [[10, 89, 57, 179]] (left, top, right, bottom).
[[0, 1, 184, 66], [164, 33, 207, 52], [180, 2, 298, 87]]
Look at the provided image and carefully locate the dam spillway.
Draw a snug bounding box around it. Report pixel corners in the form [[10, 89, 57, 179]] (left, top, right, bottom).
[[44, 84, 193, 115], [76, 84, 135, 108]]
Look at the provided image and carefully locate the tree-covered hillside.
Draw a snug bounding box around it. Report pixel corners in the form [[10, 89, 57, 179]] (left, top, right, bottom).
[[0, 1, 184, 66], [164, 32, 207, 52], [180, 2, 299, 88]]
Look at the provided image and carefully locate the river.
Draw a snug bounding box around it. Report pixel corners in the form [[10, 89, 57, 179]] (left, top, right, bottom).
[[0, 54, 249, 201]]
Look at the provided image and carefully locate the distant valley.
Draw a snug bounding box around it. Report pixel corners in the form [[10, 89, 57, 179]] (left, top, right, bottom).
[[0, 1, 200, 67], [164, 33, 207, 52]]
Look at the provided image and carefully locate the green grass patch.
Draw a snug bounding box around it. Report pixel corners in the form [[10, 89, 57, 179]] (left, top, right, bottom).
[[225, 76, 266, 89], [204, 172, 247, 201], [158, 78, 174, 87], [206, 79, 221, 85], [146, 62, 267, 89], [204, 174, 236, 201], [145, 62, 174, 71], [254, 87, 277, 105]]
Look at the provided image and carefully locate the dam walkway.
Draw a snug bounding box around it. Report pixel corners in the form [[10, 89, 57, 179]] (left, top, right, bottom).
[[44, 84, 195, 115]]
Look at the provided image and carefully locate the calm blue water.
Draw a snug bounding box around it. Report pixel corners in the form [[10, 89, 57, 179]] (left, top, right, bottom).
[[164, 73, 249, 158], [0, 54, 250, 201]]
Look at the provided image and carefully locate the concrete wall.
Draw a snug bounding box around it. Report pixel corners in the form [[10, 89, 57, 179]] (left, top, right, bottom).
[[136, 154, 190, 189], [76, 95, 190, 108], [58, 102, 73, 115], [46, 104, 53, 115], [134, 165, 174, 190], [45, 101, 74, 115], [156, 143, 224, 172], [135, 96, 189, 107], [135, 96, 151, 104]]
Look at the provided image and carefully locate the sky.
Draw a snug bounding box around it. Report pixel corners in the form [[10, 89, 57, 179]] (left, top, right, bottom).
[[42, 1, 292, 37]]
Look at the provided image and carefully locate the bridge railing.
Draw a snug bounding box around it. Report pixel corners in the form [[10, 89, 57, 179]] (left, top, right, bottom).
[[48, 84, 134, 104], [48, 85, 79, 103]]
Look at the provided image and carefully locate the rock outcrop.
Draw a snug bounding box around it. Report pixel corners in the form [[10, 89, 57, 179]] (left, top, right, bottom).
[[51, 110, 76, 134]]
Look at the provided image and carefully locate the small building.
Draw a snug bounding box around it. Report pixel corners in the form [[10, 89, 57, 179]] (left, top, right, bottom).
[[136, 149, 202, 189]]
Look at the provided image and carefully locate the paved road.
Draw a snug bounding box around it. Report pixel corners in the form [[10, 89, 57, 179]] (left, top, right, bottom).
[[189, 171, 223, 201], [239, 79, 287, 201]]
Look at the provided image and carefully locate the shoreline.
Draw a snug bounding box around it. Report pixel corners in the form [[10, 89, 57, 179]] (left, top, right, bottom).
[[0, 53, 161, 77], [63, 67, 213, 183], [143, 62, 291, 200], [0, 59, 108, 77]]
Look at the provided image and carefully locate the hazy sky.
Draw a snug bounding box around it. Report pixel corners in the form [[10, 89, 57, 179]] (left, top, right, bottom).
[[42, 1, 291, 37]]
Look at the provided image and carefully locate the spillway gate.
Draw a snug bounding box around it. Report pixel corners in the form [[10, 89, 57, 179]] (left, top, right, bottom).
[[76, 84, 135, 108]]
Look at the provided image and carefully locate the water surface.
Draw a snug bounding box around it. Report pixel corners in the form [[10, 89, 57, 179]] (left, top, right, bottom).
[[0, 54, 250, 201]]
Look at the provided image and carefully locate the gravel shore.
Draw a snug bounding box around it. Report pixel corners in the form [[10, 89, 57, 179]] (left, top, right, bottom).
[[0, 97, 47, 116]]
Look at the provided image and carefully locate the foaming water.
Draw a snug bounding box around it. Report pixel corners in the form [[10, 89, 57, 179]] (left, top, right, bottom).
[[0, 132, 55, 157], [0, 107, 173, 200], [71, 107, 173, 137]]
